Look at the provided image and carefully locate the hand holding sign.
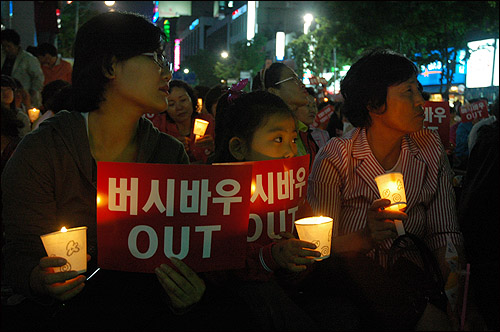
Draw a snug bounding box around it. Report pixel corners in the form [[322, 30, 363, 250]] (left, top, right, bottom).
[[155, 257, 206, 311]]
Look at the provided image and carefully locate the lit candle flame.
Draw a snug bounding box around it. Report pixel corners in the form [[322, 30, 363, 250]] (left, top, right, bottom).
[[61, 227, 68, 232], [96, 195, 101, 205]]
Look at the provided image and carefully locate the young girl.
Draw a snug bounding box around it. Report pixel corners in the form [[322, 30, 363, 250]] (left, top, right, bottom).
[[213, 88, 357, 330]]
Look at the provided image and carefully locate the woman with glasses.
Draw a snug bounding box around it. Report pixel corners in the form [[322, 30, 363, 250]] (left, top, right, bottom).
[[2, 11, 249, 331], [252, 63, 320, 166]]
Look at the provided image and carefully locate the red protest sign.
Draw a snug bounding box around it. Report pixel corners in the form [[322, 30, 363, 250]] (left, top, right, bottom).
[[312, 104, 334, 128], [223, 155, 310, 245], [460, 100, 489, 122], [424, 101, 450, 148], [96, 162, 252, 273]]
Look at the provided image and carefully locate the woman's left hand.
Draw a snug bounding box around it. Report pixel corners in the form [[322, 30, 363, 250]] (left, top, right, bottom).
[[155, 257, 206, 311]]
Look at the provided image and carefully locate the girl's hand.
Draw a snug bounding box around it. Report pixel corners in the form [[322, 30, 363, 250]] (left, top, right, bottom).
[[271, 233, 320, 272], [29, 256, 87, 301], [365, 199, 408, 242], [155, 257, 206, 311]]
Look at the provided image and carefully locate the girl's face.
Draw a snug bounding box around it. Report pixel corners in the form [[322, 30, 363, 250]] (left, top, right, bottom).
[[167, 87, 194, 124], [111, 52, 171, 114], [272, 67, 309, 110], [372, 75, 426, 135], [244, 114, 298, 161], [1, 86, 14, 105]]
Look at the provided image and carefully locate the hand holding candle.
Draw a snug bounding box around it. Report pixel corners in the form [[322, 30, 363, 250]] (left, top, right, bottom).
[[374, 172, 407, 236]]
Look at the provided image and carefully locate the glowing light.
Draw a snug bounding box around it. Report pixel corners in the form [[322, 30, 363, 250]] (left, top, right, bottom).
[[276, 32, 285, 61], [174, 39, 181, 72], [247, 1, 256, 40], [104, 1, 115, 7], [221, 51, 229, 59], [61, 227, 68, 232]]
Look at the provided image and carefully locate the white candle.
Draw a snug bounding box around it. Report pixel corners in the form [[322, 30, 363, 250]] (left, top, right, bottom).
[[374, 172, 406, 235], [27, 108, 40, 123], [40, 226, 88, 273], [193, 118, 209, 140], [294, 216, 333, 260]]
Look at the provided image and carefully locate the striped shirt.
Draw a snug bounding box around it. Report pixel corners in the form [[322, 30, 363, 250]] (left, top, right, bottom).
[[307, 127, 463, 267]]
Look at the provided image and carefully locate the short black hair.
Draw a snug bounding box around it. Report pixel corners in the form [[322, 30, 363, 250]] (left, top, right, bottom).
[[1, 29, 21, 46], [72, 11, 166, 113], [42, 80, 71, 112], [340, 48, 420, 128], [37, 43, 58, 57], [252, 62, 290, 91], [166, 80, 199, 122], [204, 84, 227, 115]]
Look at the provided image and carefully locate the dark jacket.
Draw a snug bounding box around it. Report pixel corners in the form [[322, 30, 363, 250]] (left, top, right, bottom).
[[2, 110, 188, 297]]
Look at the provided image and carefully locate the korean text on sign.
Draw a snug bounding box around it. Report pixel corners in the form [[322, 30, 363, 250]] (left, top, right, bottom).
[[424, 101, 450, 148], [97, 162, 252, 273]]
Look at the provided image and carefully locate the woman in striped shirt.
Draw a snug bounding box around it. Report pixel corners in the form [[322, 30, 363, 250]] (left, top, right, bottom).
[[308, 48, 465, 330]]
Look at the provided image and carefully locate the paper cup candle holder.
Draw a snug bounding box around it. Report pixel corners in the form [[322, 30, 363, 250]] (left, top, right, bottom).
[[374, 172, 407, 236], [294, 216, 333, 260], [193, 118, 209, 141], [40, 226, 88, 273]]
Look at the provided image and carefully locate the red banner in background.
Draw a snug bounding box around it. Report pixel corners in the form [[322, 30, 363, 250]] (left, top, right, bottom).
[[96, 162, 252, 273], [424, 101, 450, 148], [460, 99, 489, 122], [218, 155, 310, 245]]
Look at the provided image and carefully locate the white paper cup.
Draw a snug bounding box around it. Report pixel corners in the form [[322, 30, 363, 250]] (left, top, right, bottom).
[[40, 227, 87, 273], [294, 216, 333, 260], [193, 118, 209, 137], [374, 172, 407, 211]]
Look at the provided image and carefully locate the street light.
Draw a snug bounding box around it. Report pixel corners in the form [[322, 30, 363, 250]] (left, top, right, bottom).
[[221, 51, 229, 59], [303, 13, 313, 34], [183, 68, 190, 74]]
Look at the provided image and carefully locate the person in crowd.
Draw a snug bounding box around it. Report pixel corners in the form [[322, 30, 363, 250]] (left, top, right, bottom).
[[32, 79, 71, 130], [204, 83, 227, 118], [164, 79, 215, 164], [36, 42, 72, 86], [252, 62, 319, 166], [297, 94, 330, 149], [213, 88, 358, 330], [324, 101, 344, 138], [2, 12, 251, 331], [454, 118, 474, 170], [1, 104, 24, 174], [458, 98, 499, 331], [1, 75, 30, 137], [11, 77, 32, 113], [194, 85, 210, 115], [468, 100, 496, 153], [1, 29, 44, 108], [308, 48, 467, 330]]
